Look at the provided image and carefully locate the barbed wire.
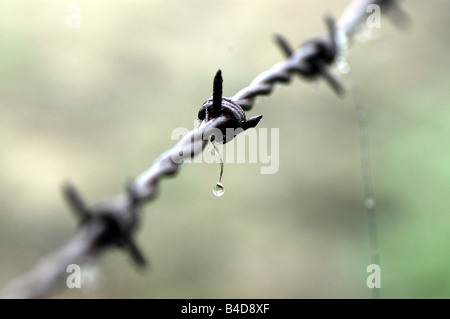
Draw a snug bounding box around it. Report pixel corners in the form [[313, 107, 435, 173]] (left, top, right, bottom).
[[0, 0, 407, 298]]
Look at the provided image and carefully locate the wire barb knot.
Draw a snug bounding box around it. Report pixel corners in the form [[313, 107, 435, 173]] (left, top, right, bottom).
[[0, 0, 410, 299], [63, 183, 147, 267], [198, 70, 263, 143], [275, 15, 345, 96]]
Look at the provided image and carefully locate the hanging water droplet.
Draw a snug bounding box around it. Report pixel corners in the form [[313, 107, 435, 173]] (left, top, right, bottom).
[[213, 182, 225, 197], [365, 197, 376, 209], [336, 56, 351, 74], [357, 109, 366, 121]]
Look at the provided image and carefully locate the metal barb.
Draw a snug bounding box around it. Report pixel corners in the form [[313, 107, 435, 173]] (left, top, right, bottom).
[[324, 14, 339, 56], [126, 238, 148, 267], [1, 0, 407, 299], [383, 0, 412, 29], [96, 210, 147, 268], [302, 14, 345, 96], [272, 15, 344, 96], [62, 183, 91, 224], [211, 69, 223, 118], [274, 33, 294, 57], [62, 182, 147, 269], [199, 70, 263, 143]]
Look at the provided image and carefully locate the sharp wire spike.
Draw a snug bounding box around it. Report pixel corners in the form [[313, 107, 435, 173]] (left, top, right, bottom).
[[242, 115, 263, 130], [126, 238, 147, 267], [62, 183, 90, 222], [324, 14, 338, 53], [317, 61, 345, 96], [385, 1, 412, 29], [274, 33, 294, 57], [211, 69, 223, 118]]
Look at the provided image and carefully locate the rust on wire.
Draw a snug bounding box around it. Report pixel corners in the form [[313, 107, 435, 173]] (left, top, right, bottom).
[[1, 0, 408, 298], [198, 70, 263, 143], [274, 15, 345, 96]]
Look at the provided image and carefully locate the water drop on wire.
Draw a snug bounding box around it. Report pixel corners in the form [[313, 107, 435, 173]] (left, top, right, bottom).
[[210, 138, 225, 197], [365, 197, 376, 209], [213, 182, 224, 197]]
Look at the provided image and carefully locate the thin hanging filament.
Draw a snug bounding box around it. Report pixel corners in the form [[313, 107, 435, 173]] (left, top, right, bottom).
[[211, 138, 225, 197], [339, 57, 380, 299], [211, 138, 223, 183]]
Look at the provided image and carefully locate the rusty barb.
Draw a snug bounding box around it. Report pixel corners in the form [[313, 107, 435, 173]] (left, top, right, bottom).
[[63, 184, 147, 267], [198, 70, 263, 143], [1, 0, 408, 299], [275, 15, 345, 96]]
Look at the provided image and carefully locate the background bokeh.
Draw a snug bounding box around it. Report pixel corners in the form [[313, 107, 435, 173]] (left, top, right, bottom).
[[0, 0, 449, 298]]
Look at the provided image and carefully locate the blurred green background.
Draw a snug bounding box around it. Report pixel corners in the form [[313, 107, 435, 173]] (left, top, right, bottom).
[[0, 0, 449, 298]]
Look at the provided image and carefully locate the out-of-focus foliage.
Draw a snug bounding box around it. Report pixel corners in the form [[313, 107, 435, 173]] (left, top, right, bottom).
[[0, 0, 449, 298]]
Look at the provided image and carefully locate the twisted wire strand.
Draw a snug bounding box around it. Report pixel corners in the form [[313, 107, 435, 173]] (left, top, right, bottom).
[[1, 117, 228, 298], [1, 0, 405, 298], [232, 0, 406, 110]]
